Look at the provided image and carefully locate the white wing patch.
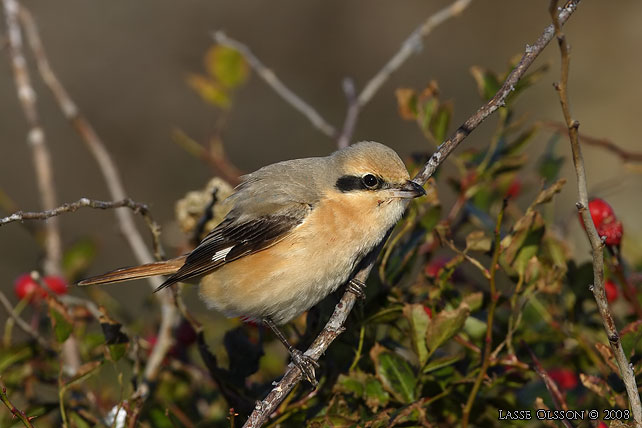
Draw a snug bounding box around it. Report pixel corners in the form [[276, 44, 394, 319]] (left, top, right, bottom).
[[211, 247, 232, 262]]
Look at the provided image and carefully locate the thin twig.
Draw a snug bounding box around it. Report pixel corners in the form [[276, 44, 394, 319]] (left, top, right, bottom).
[[336, 77, 359, 149], [0, 379, 35, 428], [540, 121, 642, 163], [242, 3, 582, 426], [548, 1, 642, 426], [18, 4, 177, 402], [0, 197, 163, 261], [0, 290, 48, 349], [357, 0, 473, 107], [461, 199, 505, 428], [214, 0, 473, 147], [213, 30, 337, 139], [3, 0, 61, 277], [524, 342, 574, 428]]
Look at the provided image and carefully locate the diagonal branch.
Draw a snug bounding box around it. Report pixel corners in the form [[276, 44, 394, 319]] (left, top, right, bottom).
[[242, 1, 582, 426], [356, 0, 473, 108], [213, 30, 337, 139], [540, 120, 642, 163], [17, 4, 178, 403], [3, 0, 61, 277], [548, 0, 642, 426], [214, 0, 473, 148]]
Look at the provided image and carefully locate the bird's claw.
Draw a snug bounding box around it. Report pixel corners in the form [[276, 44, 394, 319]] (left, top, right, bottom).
[[347, 278, 366, 299], [291, 349, 319, 387]]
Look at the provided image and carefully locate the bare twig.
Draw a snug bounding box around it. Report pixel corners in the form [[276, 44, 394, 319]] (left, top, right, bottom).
[[243, 2, 582, 426], [548, 1, 642, 426], [524, 342, 574, 428], [18, 4, 177, 402], [213, 30, 337, 139], [540, 120, 642, 163], [3, 0, 61, 277], [336, 78, 359, 149], [0, 290, 48, 349], [0, 379, 35, 428], [214, 0, 473, 148], [0, 197, 163, 261], [357, 0, 473, 107], [461, 199, 506, 428]]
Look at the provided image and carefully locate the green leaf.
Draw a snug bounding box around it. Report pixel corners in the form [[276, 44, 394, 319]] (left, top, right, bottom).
[[502, 125, 538, 156], [205, 45, 249, 89], [403, 304, 430, 367], [364, 376, 390, 411], [529, 179, 566, 211], [0, 345, 32, 374], [464, 316, 487, 340], [187, 74, 230, 108], [465, 230, 491, 252], [500, 211, 545, 276], [425, 300, 471, 359], [371, 344, 417, 403], [621, 320, 642, 357], [470, 66, 501, 101], [47, 298, 73, 343], [422, 353, 464, 374], [430, 102, 452, 143], [462, 292, 484, 312], [62, 360, 103, 390], [50, 308, 72, 342], [395, 88, 418, 120]]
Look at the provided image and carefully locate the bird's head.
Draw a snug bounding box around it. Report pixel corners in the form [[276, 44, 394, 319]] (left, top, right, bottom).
[[330, 141, 426, 201], [325, 141, 426, 226]]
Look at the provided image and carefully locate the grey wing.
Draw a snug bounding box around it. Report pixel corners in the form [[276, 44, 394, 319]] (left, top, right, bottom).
[[155, 206, 310, 291]]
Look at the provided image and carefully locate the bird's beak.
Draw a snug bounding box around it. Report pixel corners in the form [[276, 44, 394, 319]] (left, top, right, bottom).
[[390, 180, 426, 199]]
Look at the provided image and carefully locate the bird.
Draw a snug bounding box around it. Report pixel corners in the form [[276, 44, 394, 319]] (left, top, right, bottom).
[[79, 141, 426, 385]]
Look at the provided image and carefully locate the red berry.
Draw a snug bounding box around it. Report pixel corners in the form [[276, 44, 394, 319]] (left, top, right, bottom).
[[598, 422, 608, 428], [14, 273, 46, 302], [599, 220, 623, 246], [604, 280, 618, 303], [548, 368, 578, 390], [505, 178, 522, 199], [425, 256, 449, 278], [423, 306, 433, 318], [43, 275, 68, 295], [585, 198, 616, 229], [175, 319, 197, 347]]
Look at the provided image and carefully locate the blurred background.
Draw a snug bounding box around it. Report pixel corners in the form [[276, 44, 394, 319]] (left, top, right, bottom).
[[1, 0, 641, 313]]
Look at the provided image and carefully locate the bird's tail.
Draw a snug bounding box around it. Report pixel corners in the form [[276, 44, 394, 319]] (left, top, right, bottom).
[[77, 256, 187, 286]]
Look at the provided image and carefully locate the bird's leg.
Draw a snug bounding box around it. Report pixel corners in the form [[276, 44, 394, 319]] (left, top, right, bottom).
[[346, 278, 366, 299], [263, 318, 319, 387]]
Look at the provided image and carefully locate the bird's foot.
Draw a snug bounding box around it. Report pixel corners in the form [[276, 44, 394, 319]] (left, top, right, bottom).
[[290, 349, 319, 387], [347, 278, 366, 299]]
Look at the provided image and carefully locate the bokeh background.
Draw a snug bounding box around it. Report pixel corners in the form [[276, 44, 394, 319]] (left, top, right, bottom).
[[1, 0, 641, 313]]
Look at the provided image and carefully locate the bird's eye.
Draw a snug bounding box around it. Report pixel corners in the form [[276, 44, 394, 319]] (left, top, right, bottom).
[[362, 174, 379, 189]]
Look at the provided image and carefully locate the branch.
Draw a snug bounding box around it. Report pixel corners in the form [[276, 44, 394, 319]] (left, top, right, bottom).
[[0, 197, 163, 261], [461, 199, 506, 428], [214, 0, 473, 148], [336, 77, 359, 149], [213, 30, 337, 139], [548, 1, 642, 426], [17, 4, 178, 401], [357, 0, 473, 107], [3, 0, 61, 277], [524, 342, 574, 428], [540, 120, 642, 163], [0, 290, 48, 349], [243, 2, 582, 426], [0, 379, 35, 428]]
